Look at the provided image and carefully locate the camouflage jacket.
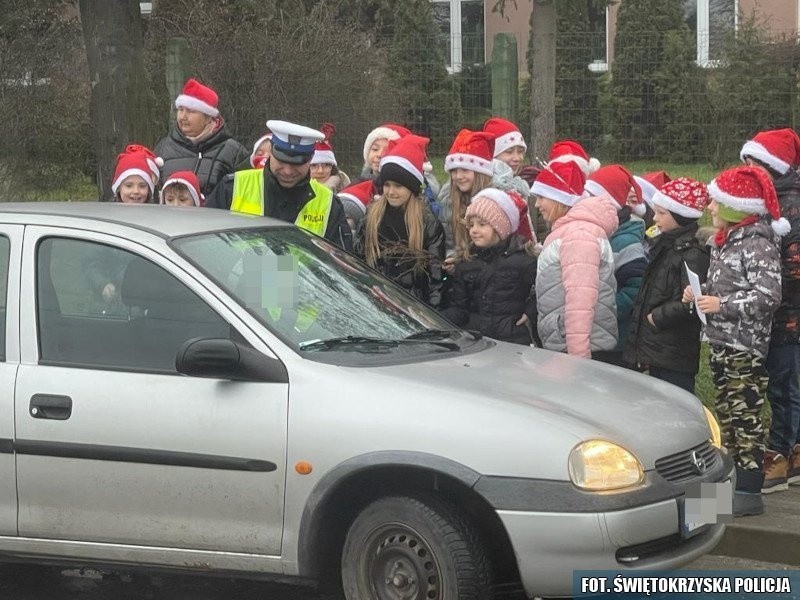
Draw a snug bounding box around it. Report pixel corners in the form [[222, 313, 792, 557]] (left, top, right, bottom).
[[702, 220, 782, 358]]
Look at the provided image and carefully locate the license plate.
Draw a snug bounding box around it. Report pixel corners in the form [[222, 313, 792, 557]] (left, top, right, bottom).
[[679, 479, 733, 539]]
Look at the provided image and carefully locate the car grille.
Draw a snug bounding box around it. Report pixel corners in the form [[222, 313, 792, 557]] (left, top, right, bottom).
[[655, 440, 719, 482]]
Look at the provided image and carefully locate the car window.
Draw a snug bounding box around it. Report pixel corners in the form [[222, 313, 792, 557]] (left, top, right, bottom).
[[37, 237, 232, 372], [0, 236, 10, 360]]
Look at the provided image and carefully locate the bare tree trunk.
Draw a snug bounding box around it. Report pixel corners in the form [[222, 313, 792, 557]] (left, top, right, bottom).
[[79, 0, 153, 200], [530, 0, 556, 160]]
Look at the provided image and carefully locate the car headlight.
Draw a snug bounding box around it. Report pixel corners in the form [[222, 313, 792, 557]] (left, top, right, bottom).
[[703, 405, 722, 449], [568, 440, 644, 491]]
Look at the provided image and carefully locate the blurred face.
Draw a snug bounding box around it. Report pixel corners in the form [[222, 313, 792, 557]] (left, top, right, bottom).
[[118, 175, 150, 204], [270, 155, 311, 188], [177, 106, 212, 138], [255, 139, 271, 158], [311, 163, 333, 183], [652, 204, 679, 233], [368, 138, 389, 174], [451, 168, 476, 193], [535, 195, 566, 226], [626, 188, 640, 210], [496, 146, 525, 174], [383, 181, 412, 208], [468, 217, 500, 248], [162, 184, 195, 207], [708, 199, 727, 229]]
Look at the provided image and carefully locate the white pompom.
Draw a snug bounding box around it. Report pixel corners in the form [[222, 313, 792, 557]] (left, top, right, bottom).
[[632, 202, 647, 218], [772, 217, 791, 237], [155, 156, 165, 167], [588, 157, 602, 174], [422, 161, 433, 174]]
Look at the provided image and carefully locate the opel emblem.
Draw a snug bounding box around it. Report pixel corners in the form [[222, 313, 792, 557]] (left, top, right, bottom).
[[691, 450, 706, 474]]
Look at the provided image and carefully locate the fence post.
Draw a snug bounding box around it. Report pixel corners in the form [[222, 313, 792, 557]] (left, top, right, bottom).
[[166, 37, 192, 124], [491, 33, 519, 123]]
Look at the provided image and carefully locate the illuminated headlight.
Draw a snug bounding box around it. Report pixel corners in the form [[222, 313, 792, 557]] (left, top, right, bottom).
[[704, 405, 722, 449], [568, 440, 644, 491]]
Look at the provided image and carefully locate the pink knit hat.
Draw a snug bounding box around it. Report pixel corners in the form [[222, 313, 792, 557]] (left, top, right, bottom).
[[465, 188, 520, 240]]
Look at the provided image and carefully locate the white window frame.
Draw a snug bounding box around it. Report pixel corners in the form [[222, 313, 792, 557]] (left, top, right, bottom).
[[432, 0, 471, 73], [696, 0, 738, 68], [588, 7, 610, 73]]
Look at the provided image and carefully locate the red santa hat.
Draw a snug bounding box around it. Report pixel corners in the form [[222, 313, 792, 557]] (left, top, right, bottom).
[[311, 122, 337, 166], [548, 140, 600, 175], [124, 144, 163, 182], [708, 165, 791, 236], [585, 164, 644, 216], [378, 134, 429, 196], [362, 123, 412, 163], [111, 151, 155, 196], [161, 170, 203, 206], [651, 177, 708, 220], [530, 160, 586, 207], [444, 129, 495, 177], [175, 78, 219, 118], [338, 179, 376, 217], [482, 117, 527, 157], [250, 132, 273, 168], [465, 188, 520, 240], [740, 128, 800, 175], [634, 171, 671, 208]]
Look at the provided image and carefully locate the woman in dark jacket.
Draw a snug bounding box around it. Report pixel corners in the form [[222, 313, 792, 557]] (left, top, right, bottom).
[[441, 189, 537, 345], [624, 178, 711, 392], [154, 78, 248, 196]]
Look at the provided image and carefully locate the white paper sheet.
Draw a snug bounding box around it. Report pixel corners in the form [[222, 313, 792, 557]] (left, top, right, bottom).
[[684, 261, 706, 325]]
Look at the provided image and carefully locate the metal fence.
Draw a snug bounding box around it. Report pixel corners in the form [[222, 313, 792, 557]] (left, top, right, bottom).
[[1, 5, 799, 199]]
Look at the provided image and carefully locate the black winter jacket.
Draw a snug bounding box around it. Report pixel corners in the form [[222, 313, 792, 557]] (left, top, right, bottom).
[[772, 170, 800, 345], [441, 235, 537, 345], [623, 223, 710, 373], [155, 123, 248, 196]]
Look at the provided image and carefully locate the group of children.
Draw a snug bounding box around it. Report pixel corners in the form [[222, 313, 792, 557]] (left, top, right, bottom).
[[108, 109, 800, 518]]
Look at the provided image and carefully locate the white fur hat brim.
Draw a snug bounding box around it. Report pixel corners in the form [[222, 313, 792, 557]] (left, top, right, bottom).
[[175, 94, 219, 118]]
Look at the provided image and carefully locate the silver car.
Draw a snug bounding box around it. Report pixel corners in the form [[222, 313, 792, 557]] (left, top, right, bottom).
[[0, 203, 732, 599]]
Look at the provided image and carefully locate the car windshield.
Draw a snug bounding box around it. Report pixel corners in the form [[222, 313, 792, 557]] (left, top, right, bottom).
[[172, 227, 477, 363]]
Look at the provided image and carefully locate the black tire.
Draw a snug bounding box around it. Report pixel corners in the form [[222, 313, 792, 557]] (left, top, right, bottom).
[[341, 494, 491, 600]]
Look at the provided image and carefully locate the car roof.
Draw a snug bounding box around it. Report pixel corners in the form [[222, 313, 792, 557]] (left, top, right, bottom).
[[0, 202, 290, 238]]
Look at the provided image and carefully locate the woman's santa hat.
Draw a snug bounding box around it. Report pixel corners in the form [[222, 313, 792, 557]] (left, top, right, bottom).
[[708, 165, 791, 236], [378, 134, 429, 196], [740, 128, 800, 175], [651, 177, 708, 219], [175, 78, 220, 117], [444, 129, 495, 177], [111, 151, 155, 196], [161, 170, 203, 206], [585, 164, 644, 216], [250, 132, 272, 168], [634, 171, 671, 208], [530, 160, 586, 207], [362, 123, 412, 163], [124, 144, 163, 182], [548, 140, 600, 175], [482, 117, 527, 157], [311, 123, 338, 166], [465, 188, 520, 241]]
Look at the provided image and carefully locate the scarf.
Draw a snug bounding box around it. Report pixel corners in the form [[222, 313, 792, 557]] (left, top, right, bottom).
[[714, 215, 760, 247]]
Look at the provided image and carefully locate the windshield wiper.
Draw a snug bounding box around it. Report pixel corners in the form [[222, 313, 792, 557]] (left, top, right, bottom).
[[405, 329, 482, 341], [299, 335, 461, 352]]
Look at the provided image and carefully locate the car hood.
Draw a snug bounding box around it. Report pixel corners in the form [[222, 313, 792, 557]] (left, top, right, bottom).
[[350, 341, 710, 470]]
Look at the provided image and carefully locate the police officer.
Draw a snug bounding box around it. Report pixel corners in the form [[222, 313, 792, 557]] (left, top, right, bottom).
[[206, 120, 353, 251]]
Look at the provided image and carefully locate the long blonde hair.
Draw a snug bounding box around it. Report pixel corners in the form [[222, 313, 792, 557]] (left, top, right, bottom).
[[450, 172, 492, 259], [364, 192, 428, 274]]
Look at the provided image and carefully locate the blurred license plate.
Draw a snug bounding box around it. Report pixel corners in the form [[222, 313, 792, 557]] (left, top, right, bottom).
[[679, 479, 733, 538]]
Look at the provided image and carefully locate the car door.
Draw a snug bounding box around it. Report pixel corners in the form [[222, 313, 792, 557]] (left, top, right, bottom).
[[15, 228, 288, 555], [0, 228, 22, 536]]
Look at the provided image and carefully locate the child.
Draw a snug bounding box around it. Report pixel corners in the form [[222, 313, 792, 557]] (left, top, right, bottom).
[[110, 151, 155, 204], [358, 134, 446, 308], [441, 188, 537, 345], [160, 171, 203, 207], [483, 117, 527, 176], [740, 128, 800, 493], [683, 165, 788, 516], [310, 123, 350, 194], [249, 132, 272, 169], [533, 160, 619, 358], [634, 171, 671, 231], [624, 177, 710, 392], [585, 165, 647, 365], [338, 179, 375, 237]]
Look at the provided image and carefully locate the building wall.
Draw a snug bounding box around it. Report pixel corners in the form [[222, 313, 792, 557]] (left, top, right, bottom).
[[484, 1, 531, 76], [739, 0, 797, 34]]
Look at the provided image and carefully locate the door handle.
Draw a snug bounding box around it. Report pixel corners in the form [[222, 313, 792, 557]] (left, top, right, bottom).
[[30, 394, 72, 420]]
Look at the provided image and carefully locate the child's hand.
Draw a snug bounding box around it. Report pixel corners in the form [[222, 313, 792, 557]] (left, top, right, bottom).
[[682, 285, 695, 303], [696, 295, 722, 314], [516, 314, 529, 326], [442, 256, 456, 274]]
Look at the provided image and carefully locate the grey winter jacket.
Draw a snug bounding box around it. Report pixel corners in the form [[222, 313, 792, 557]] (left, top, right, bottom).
[[702, 220, 782, 358]]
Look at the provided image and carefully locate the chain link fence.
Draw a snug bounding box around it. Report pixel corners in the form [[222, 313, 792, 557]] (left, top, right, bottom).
[[1, 2, 799, 200]]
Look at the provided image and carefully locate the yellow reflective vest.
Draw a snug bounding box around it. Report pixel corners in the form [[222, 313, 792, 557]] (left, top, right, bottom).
[[230, 169, 333, 236]]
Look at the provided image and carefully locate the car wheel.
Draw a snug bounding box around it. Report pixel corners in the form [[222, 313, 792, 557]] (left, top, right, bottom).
[[341, 494, 490, 600]]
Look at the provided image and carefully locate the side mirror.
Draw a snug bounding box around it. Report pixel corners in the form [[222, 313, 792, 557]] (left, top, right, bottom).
[[175, 338, 288, 383]]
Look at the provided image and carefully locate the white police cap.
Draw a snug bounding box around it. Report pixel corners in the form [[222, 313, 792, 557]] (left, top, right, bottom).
[[267, 120, 325, 164]]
